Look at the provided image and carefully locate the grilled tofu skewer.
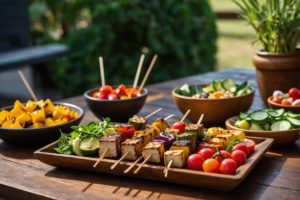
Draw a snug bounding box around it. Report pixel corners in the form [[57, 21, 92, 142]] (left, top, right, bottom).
[[134, 154, 152, 174], [164, 160, 173, 178], [145, 108, 162, 119], [197, 114, 204, 125], [163, 150, 186, 177], [93, 134, 122, 167], [164, 114, 175, 120], [110, 139, 143, 170]]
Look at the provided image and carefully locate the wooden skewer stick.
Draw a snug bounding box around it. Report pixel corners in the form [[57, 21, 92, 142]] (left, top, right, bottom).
[[124, 156, 143, 174], [197, 114, 205, 125], [99, 57, 105, 87], [18, 70, 38, 102], [133, 54, 145, 88], [164, 114, 175, 120], [164, 160, 173, 178], [134, 154, 152, 174], [180, 109, 191, 122], [110, 152, 129, 170], [145, 108, 162, 119], [139, 54, 158, 91], [93, 149, 108, 168]]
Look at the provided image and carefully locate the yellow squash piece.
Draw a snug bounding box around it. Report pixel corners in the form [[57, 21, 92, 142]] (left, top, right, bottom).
[[207, 127, 224, 137]]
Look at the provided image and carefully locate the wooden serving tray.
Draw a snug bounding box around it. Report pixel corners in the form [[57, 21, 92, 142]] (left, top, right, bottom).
[[34, 137, 273, 191]]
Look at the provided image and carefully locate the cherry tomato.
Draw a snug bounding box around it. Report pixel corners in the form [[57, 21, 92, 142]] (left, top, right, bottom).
[[232, 143, 249, 157], [281, 99, 292, 106], [100, 85, 113, 95], [116, 124, 135, 142], [97, 92, 108, 100], [172, 121, 186, 134], [219, 159, 237, 175], [202, 158, 220, 173], [272, 96, 282, 104], [198, 148, 215, 160], [187, 154, 204, 171], [243, 139, 255, 154], [116, 84, 127, 96], [288, 88, 300, 101], [108, 93, 119, 100], [230, 150, 247, 166], [214, 150, 231, 163]]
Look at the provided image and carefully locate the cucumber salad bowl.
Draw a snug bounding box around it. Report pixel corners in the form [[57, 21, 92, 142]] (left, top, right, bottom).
[[226, 109, 300, 147], [172, 79, 254, 126]]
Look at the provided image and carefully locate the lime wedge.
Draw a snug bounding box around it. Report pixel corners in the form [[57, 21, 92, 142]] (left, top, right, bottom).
[[80, 137, 99, 156], [72, 137, 83, 156], [103, 127, 116, 136]]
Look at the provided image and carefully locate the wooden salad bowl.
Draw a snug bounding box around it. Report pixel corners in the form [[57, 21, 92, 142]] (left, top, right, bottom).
[[226, 116, 300, 147], [267, 96, 300, 113], [34, 136, 273, 191], [172, 87, 254, 126]]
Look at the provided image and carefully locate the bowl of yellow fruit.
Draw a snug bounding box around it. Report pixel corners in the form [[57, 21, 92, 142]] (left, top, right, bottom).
[[0, 99, 84, 145]]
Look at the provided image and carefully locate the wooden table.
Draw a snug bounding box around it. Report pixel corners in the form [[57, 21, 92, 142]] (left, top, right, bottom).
[[1, 68, 299, 200]]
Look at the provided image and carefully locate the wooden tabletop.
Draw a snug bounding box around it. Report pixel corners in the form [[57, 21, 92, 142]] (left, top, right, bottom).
[[0, 68, 299, 200]]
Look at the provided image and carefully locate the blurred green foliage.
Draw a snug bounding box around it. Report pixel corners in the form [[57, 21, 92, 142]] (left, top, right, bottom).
[[30, 0, 217, 96]]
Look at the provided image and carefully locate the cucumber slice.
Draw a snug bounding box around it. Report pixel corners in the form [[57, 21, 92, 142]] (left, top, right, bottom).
[[287, 112, 299, 118], [72, 137, 83, 156], [212, 80, 224, 91], [234, 82, 247, 96], [250, 111, 269, 123], [221, 79, 236, 91], [249, 122, 264, 131], [287, 117, 300, 128], [80, 137, 99, 156], [268, 109, 285, 118], [239, 112, 249, 120], [271, 121, 291, 131]]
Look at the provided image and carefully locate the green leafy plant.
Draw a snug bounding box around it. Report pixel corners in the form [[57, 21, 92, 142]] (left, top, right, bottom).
[[234, 0, 300, 53], [30, 0, 217, 96]]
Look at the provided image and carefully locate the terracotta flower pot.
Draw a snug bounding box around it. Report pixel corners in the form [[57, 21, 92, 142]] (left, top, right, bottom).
[[252, 50, 300, 106]]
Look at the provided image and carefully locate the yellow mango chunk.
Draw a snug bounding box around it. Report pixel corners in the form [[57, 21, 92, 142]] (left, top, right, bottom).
[[10, 122, 22, 129], [54, 118, 68, 125], [44, 99, 55, 113], [0, 110, 10, 124], [14, 100, 26, 110], [45, 118, 55, 127], [31, 109, 45, 123], [1, 120, 14, 128], [52, 107, 68, 119], [16, 113, 32, 125], [26, 100, 37, 112], [10, 106, 24, 118], [29, 122, 44, 128]]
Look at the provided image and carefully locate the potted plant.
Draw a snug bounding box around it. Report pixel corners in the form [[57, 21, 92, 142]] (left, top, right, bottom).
[[234, 0, 300, 105]]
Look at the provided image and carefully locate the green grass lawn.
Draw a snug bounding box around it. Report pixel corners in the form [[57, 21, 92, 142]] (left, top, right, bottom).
[[209, 0, 258, 70]]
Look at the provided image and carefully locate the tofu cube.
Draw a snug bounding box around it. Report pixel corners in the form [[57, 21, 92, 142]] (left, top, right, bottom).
[[99, 134, 121, 158], [165, 128, 180, 137], [164, 150, 186, 168], [142, 142, 165, 163], [121, 139, 143, 161]]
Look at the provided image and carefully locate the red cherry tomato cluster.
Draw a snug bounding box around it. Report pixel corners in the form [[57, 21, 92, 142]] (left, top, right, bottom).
[[92, 84, 141, 100], [187, 139, 255, 175], [271, 88, 300, 106]]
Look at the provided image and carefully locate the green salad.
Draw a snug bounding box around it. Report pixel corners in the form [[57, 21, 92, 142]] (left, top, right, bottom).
[[54, 118, 115, 156], [175, 78, 252, 99], [235, 109, 300, 131]]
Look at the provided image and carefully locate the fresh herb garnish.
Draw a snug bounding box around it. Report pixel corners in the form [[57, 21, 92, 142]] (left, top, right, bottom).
[[54, 118, 114, 155], [226, 139, 241, 152]]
